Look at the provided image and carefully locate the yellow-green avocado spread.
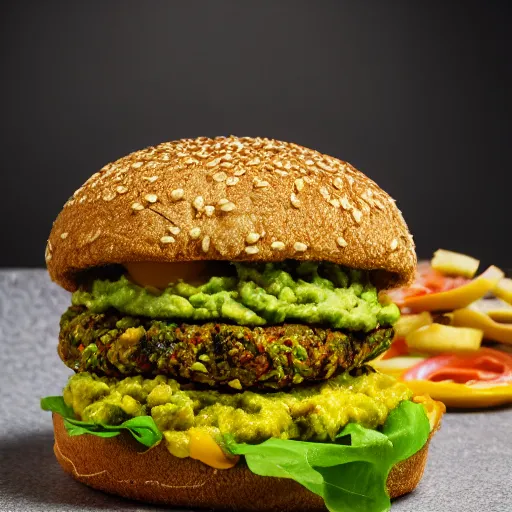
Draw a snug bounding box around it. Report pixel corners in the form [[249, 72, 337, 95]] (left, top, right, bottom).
[[63, 371, 412, 458], [72, 262, 400, 331]]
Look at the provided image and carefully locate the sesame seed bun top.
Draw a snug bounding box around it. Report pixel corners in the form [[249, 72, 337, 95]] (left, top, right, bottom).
[[46, 136, 416, 292]]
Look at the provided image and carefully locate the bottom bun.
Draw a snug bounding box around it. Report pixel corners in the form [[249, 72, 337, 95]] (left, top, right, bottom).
[[53, 414, 435, 511]]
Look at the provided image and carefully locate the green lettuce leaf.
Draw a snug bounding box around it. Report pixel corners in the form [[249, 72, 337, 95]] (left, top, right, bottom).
[[40, 396, 162, 448], [225, 400, 430, 512]]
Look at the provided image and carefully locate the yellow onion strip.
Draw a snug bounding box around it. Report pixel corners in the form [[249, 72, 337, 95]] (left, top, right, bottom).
[[494, 278, 512, 305], [397, 266, 504, 313], [452, 307, 512, 345], [370, 356, 427, 378], [404, 380, 512, 408]]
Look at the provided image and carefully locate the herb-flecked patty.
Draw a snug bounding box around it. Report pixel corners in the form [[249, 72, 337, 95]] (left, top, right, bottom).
[[58, 306, 393, 390]]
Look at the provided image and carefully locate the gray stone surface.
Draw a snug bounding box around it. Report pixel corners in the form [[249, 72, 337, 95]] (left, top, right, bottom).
[[0, 269, 510, 512]]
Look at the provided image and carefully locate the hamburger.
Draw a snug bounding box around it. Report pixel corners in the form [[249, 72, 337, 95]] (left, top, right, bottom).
[[41, 136, 444, 512]]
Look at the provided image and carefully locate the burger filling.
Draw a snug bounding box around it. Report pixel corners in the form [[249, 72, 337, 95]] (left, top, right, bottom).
[[42, 259, 433, 511], [62, 370, 412, 458], [53, 260, 412, 453]]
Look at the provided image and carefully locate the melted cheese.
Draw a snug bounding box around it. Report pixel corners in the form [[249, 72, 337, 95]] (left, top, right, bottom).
[[413, 395, 446, 431], [188, 428, 239, 469]]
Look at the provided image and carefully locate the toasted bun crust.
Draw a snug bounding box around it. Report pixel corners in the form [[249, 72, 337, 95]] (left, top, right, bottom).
[[46, 136, 415, 291], [52, 413, 436, 511]]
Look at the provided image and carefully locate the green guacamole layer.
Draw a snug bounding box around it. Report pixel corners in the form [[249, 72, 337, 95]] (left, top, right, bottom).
[[72, 262, 400, 332], [63, 371, 412, 458]]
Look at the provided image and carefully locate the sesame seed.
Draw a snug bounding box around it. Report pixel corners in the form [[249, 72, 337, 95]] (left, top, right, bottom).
[[102, 190, 117, 201], [205, 205, 215, 217], [184, 157, 198, 165], [213, 171, 227, 182], [206, 157, 222, 167], [246, 232, 261, 244], [222, 153, 233, 161], [234, 168, 246, 176], [168, 226, 181, 235], [337, 236, 348, 247], [374, 199, 385, 210], [87, 229, 101, 243], [160, 236, 175, 244], [390, 239, 399, 251], [220, 162, 234, 168], [293, 242, 308, 252], [360, 191, 373, 206], [271, 241, 285, 251], [86, 172, 101, 184], [316, 161, 333, 172], [347, 175, 355, 185], [220, 201, 236, 212], [131, 161, 144, 169], [352, 208, 362, 223], [275, 170, 289, 177], [340, 196, 351, 210], [171, 188, 184, 201], [254, 179, 270, 188], [60, 232, 68, 240], [333, 177, 343, 190], [305, 159, 314, 166], [245, 246, 259, 255], [202, 236, 211, 252], [290, 193, 301, 208], [116, 185, 128, 194], [189, 227, 201, 239], [193, 196, 205, 211], [247, 157, 261, 166], [144, 194, 158, 204], [319, 187, 330, 201], [177, 152, 188, 157], [329, 198, 340, 208], [45, 246, 52, 263], [143, 175, 159, 183], [131, 202, 144, 211], [274, 160, 283, 168], [217, 198, 229, 206], [294, 178, 304, 192], [226, 176, 239, 186]]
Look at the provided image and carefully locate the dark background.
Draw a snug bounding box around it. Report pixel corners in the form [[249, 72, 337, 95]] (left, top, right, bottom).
[[1, 1, 510, 268]]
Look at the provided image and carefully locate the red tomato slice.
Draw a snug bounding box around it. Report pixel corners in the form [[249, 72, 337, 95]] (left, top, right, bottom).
[[386, 286, 429, 305], [387, 263, 471, 308], [403, 348, 512, 384], [416, 264, 471, 293], [381, 338, 409, 360]]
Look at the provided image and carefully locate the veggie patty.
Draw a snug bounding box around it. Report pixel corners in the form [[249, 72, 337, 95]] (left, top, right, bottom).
[[59, 306, 393, 390]]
